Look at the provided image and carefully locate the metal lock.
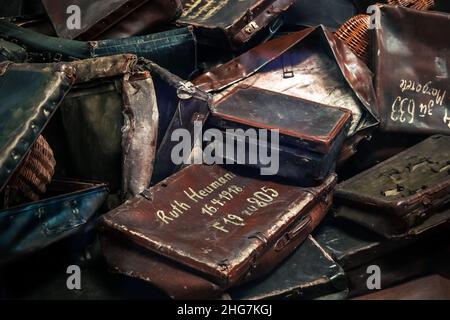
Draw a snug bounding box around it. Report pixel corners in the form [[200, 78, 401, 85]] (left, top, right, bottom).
[[244, 21, 259, 35]]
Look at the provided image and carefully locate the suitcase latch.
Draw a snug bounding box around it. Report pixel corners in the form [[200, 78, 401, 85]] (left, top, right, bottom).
[[244, 21, 260, 35]]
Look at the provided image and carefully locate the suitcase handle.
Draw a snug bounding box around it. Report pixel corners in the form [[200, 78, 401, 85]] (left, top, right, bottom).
[[274, 215, 311, 252]]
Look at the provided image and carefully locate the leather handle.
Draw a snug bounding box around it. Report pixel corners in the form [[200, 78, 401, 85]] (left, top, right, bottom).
[[274, 215, 312, 252]]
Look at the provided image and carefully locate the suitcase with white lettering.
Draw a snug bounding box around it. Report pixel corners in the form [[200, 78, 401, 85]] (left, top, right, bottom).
[[373, 5, 450, 134], [99, 164, 336, 299]]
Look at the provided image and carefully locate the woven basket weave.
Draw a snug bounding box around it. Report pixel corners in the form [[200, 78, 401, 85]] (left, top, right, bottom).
[[335, 14, 371, 64], [386, 0, 434, 10], [5, 135, 56, 206]]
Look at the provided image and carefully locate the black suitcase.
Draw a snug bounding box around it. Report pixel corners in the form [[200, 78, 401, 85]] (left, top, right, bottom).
[[228, 236, 348, 300]]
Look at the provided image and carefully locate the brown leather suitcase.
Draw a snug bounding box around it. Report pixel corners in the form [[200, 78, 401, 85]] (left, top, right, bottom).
[[373, 5, 450, 134], [335, 135, 450, 238], [42, 0, 182, 40], [99, 165, 336, 299], [177, 0, 295, 50], [194, 27, 379, 164], [209, 85, 352, 184]]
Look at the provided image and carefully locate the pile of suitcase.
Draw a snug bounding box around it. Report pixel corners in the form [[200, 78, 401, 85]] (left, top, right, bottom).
[[0, 0, 449, 300]]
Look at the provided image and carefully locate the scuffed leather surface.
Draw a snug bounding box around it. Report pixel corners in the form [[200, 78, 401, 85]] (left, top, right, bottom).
[[374, 5, 450, 134], [195, 27, 379, 136], [100, 165, 336, 290], [0, 61, 74, 193], [335, 135, 450, 236], [209, 86, 351, 184], [59, 55, 158, 198]]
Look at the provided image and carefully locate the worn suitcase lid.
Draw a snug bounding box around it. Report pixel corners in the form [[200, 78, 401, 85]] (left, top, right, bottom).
[[313, 216, 417, 269], [194, 26, 379, 135], [0, 61, 74, 195], [228, 236, 348, 300], [178, 0, 295, 48], [0, 179, 108, 264], [336, 135, 450, 217], [212, 85, 352, 154], [373, 5, 450, 134], [41, 0, 148, 40], [100, 165, 337, 288]]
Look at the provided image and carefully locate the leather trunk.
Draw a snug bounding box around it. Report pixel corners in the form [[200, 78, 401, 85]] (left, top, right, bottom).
[[99, 164, 336, 299], [194, 27, 379, 164], [373, 5, 450, 134], [334, 135, 450, 238], [0, 61, 108, 264], [208, 86, 352, 185], [177, 0, 295, 50], [41, 0, 183, 40]]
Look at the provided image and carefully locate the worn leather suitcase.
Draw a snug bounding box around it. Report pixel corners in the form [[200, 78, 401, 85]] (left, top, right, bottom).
[[56, 55, 205, 200], [47, 55, 159, 203], [177, 0, 295, 50], [208, 85, 352, 185], [334, 135, 450, 239], [194, 27, 379, 163], [228, 236, 348, 300], [42, 0, 183, 40], [99, 164, 336, 299], [0, 61, 108, 264], [0, 20, 197, 78], [373, 5, 450, 135]]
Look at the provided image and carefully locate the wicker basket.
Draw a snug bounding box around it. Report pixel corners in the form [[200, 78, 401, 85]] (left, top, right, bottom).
[[386, 0, 434, 10], [335, 14, 371, 64], [4, 135, 56, 206]]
